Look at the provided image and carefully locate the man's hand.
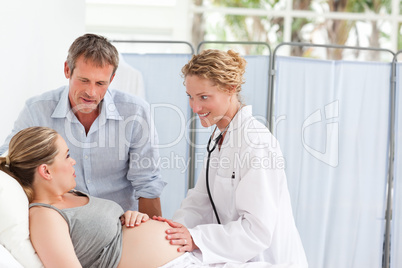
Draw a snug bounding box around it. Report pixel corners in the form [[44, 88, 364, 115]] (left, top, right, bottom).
[[138, 197, 162, 217]]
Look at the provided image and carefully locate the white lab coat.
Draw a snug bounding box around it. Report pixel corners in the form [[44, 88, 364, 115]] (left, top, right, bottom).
[[109, 53, 145, 99], [173, 106, 308, 267]]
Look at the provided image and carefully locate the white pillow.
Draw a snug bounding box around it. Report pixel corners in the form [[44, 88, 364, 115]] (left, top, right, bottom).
[[0, 244, 23, 268], [0, 165, 43, 267]]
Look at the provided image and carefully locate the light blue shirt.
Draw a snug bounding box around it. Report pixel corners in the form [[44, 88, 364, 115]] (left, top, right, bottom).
[[0, 86, 166, 211]]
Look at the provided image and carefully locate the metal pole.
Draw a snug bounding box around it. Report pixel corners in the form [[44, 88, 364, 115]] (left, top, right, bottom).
[[111, 40, 195, 55], [385, 51, 400, 268]]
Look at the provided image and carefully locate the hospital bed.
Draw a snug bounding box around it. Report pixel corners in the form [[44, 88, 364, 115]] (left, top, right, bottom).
[[1, 41, 402, 268]]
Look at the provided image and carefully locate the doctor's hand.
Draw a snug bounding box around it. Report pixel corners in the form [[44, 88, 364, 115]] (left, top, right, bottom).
[[153, 216, 198, 252], [120, 211, 149, 228]]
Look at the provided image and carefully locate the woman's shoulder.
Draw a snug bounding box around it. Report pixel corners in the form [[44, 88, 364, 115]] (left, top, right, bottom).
[[235, 116, 286, 160], [240, 116, 276, 142], [29, 204, 68, 226]]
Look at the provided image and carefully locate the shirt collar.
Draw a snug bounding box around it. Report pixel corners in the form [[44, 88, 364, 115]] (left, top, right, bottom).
[[101, 90, 123, 120], [51, 86, 71, 119], [51, 87, 123, 121]]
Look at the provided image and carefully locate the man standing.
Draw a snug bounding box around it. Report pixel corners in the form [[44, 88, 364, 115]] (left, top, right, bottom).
[[0, 34, 165, 216]]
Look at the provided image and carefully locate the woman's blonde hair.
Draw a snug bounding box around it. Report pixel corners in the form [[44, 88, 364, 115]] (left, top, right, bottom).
[[0, 127, 59, 202], [182, 49, 247, 96]]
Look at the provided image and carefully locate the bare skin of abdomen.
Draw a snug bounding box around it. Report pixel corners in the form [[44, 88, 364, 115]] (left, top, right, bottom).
[[117, 220, 184, 268]]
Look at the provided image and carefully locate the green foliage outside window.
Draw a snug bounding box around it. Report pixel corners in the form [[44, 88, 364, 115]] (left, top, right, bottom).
[[196, 0, 395, 59]]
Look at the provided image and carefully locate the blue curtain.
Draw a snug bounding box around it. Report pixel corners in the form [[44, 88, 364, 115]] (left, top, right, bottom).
[[273, 56, 391, 268], [122, 53, 192, 218]]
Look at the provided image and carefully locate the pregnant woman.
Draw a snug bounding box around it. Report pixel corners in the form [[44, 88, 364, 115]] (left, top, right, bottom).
[[0, 127, 183, 268]]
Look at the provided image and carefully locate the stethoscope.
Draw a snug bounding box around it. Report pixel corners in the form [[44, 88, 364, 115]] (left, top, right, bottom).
[[206, 125, 227, 224], [205, 105, 242, 224]]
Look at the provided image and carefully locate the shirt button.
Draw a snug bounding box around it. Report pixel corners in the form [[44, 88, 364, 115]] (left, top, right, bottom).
[[84, 155, 88, 159], [87, 180, 91, 184], [108, 104, 116, 112]]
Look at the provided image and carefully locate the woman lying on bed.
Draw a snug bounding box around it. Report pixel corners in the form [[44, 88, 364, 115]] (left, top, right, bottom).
[[0, 126, 183, 268]]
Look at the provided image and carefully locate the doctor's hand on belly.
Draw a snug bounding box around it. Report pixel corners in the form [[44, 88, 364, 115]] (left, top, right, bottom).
[[153, 216, 198, 252]]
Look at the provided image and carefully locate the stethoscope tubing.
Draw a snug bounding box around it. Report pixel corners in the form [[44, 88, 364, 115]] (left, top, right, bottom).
[[206, 132, 223, 224], [204, 104, 242, 225]]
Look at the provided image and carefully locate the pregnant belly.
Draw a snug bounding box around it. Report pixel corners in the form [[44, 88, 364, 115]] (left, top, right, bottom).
[[117, 220, 184, 268]]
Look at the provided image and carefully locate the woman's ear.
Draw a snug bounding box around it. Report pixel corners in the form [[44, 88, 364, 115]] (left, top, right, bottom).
[[226, 85, 238, 99], [37, 164, 52, 181], [228, 85, 238, 100]]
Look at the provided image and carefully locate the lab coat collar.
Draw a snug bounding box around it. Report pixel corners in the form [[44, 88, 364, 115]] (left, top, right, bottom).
[[213, 105, 253, 139], [227, 105, 253, 133]]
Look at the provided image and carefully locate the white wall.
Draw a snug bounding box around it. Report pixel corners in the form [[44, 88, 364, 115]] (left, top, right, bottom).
[[0, 0, 85, 144], [85, 0, 192, 53]]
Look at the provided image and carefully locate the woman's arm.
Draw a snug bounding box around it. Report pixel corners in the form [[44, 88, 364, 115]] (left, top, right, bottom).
[[29, 207, 82, 268]]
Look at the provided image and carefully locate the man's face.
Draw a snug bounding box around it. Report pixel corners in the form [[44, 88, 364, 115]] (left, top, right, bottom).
[[65, 55, 115, 116]]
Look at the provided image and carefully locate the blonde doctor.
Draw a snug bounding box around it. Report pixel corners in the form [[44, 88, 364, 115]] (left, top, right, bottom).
[[155, 49, 308, 267]]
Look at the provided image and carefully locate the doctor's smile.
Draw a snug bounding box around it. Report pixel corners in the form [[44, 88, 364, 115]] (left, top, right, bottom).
[[198, 112, 210, 117]]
